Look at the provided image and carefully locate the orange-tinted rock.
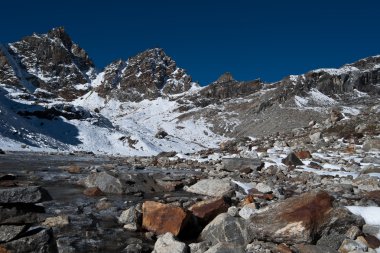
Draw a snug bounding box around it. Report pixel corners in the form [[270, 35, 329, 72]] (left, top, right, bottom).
[[83, 187, 103, 196], [66, 165, 81, 174], [142, 201, 189, 236], [295, 151, 312, 159], [0, 247, 10, 253], [276, 243, 293, 253], [189, 197, 230, 223]]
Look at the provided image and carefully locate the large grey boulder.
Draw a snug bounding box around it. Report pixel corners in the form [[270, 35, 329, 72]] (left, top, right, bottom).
[[186, 179, 233, 197], [0, 186, 52, 204], [82, 172, 123, 194], [152, 232, 187, 253], [199, 213, 248, 246]]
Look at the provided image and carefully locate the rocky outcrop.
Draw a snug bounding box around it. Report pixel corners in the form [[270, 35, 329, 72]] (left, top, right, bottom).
[[97, 48, 195, 101], [0, 27, 95, 100]]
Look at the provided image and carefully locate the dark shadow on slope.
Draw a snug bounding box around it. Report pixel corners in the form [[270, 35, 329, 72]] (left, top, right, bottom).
[[0, 86, 82, 147]]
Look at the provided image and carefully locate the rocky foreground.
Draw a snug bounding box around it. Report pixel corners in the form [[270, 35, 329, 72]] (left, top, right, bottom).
[[0, 108, 379, 253]]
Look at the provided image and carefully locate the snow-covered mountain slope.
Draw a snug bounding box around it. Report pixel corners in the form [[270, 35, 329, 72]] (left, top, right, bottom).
[[0, 28, 379, 155], [0, 82, 225, 155]]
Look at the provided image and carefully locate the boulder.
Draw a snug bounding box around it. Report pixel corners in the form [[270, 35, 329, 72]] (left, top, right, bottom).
[[0, 225, 27, 243], [82, 172, 123, 194], [188, 197, 230, 224], [281, 152, 304, 167], [247, 191, 360, 244], [152, 232, 187, 253], [142, 201, 189, 236], [199, 213, 248, 246], [0, 187, 52, 204], [221, 158, 263, 172], [186, 179, 233, 197]]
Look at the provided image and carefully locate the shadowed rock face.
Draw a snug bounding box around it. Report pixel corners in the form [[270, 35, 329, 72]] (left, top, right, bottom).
[[97, 48, 195, 101]]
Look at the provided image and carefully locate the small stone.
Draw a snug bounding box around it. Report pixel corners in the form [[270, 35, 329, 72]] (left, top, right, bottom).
[[239, 203, 257, 219], [42, 215, 69, 227], [345, 226, 361, 240], [96, 198, 112, 210], [295, 244, 338, 253], [227, 206, 239, 217], [282, 152, 304, 167], [83, 187, 103, 196], [152, 232, 187, 253], [255, 183, 272, 193], [295, 150, 312, 159], [363, 139, 380, 151], [309, 132, 322, 144], [338, 238, 367, 253], [189, 241, 210, 253], [66, 165, 81, 174], [205, 242, 245, 253], [276, 243, 292, 253]]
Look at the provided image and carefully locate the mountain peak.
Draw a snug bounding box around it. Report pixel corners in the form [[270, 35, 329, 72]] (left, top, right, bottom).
[[216, 72, 235, 83], [47, 26, 73, 49]]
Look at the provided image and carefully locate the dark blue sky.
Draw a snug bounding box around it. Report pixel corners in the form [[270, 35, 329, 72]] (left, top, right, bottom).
[[1, 0, 379, 85]]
